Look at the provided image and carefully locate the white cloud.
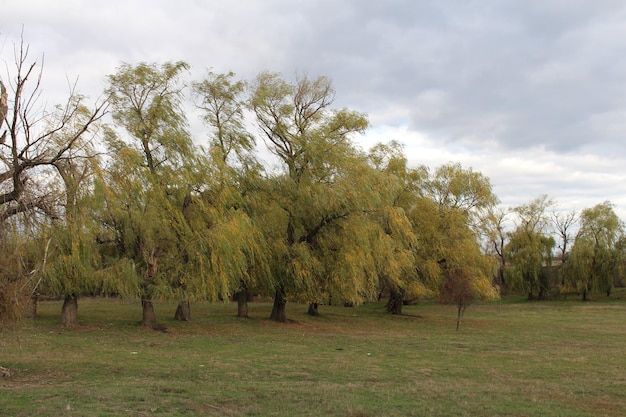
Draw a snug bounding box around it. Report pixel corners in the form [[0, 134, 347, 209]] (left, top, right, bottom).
[[361, 124, 626, 220]]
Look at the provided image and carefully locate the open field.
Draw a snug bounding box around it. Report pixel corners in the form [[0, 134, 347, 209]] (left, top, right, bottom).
[[2, 295, 626, 416]]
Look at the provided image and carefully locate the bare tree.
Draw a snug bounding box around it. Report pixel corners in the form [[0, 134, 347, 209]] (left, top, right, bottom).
[[552, 209, 578, 264], [0, 36, 108, 330], [0, 37, 108, 224]]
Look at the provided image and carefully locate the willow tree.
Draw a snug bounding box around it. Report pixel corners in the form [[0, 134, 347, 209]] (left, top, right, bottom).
[[250, 72, 379, 321], [366, 141, 430, 314], [563, 201, 624, 300], [192, 71, 269, 318], [42, 121, 113, 327], [104, 61, 194, 328], [407, 163, 499, 318], [287, 156, 404, 316], [505, 195, 556, 299]]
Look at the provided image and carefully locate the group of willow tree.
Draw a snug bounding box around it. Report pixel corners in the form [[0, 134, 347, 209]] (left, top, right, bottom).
[[491, 194, 626, 302], [1, 43, 624, 331]]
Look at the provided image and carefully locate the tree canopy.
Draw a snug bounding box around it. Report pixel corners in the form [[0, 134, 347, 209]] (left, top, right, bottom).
[[3, 39, 624, 332]]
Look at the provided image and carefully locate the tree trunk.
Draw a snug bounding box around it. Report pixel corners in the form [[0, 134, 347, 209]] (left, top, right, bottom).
[[61, 295, 78, 327], [456, 303, 465, 331], [270, 286, 287, 322], [386, 290, 403, 315], [141, 298, 158, 329], [235, 287, 249, 318], [174, 301, 191, 321], [307, 302, 319, 316], [25, 295, 38, 318]]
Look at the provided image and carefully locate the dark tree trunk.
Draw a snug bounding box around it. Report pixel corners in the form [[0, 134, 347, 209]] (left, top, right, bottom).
[[141, 298, 158, 329], [140, 247, 163, 330], [582, 289, 588, 301], [307, 302, 319, 316], [386, 290, 403, 315], [270, 286, 287, 322], [60, 295, 78, 327], [456, 303, 465, 331], [235, 287, 249, 318], [174, 301, 191, 321]]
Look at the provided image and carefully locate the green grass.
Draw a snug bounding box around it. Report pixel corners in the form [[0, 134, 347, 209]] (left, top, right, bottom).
[[2, 295, 626, 416]]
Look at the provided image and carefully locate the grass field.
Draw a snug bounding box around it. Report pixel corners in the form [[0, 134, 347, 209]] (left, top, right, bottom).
[[1, 295, 626, 416]]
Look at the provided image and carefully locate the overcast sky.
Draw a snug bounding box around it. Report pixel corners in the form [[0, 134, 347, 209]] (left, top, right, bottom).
[[2, 0, 626, 220]]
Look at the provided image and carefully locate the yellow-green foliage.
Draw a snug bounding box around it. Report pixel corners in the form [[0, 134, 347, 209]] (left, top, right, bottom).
[[203, 211, 269, 301], [321, 216, 380, 305], [505, 229, 554, 296], [44, 239, 97, 296], [3, 65, 509, 321], [41, 150, 107, 298], [408, 180, 499, 305], [95, 258, 139, 298], [288, 241, 324, 298]]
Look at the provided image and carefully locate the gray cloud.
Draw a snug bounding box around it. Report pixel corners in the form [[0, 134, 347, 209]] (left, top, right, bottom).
[[3, 0, 626, 217], [263, 0, 626, 154]]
